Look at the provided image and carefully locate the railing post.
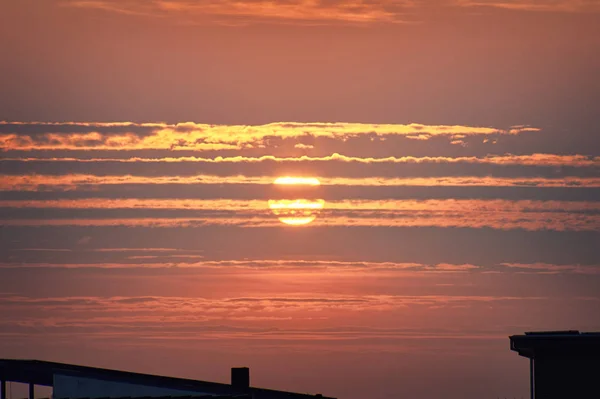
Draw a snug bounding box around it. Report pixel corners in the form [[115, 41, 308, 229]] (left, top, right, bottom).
[[530, 358, 534, 399]]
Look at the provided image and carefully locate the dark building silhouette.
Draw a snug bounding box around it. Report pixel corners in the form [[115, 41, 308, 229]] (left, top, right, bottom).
[[510, 331, 600, 399], [230, 368, 250, 391], [0, 359, 333, 399]]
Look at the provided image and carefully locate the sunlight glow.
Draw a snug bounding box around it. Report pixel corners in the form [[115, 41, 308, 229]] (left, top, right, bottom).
[[277, 216, 318, 226], [268, 199, 325, 210], [273, 176, 321, 186], [268, 199, 325, 226], [269, 177, 324, 226]]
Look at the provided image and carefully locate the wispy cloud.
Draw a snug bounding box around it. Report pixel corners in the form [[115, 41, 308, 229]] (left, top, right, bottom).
[[0, 291, 555, 352], [3, 174, 598, 191], [62, 0, 417, 25], [0, 259, 469, 271], [2, 198, 598, 231], [7, 153, 598, 167], [500, 262, 600, 275], [4, 259, 598, 276], [10, 248, 73, 252], [10, 247, 202, 253], [2, 217, 594, 230], [3, 198, 599, 212], [59, 0, 600, 28], [457, 0, 600, 13], [0, 121, 532, 151], [0, 294, 545, 315], [91, 247, 199, 252]]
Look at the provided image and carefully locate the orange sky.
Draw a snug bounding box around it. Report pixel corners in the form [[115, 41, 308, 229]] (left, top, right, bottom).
[[1, 1, 599, 399]]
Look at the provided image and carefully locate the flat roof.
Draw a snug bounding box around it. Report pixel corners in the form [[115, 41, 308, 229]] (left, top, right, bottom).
[[57, 396, 251, 399], [0, 360, 334, 399], [510, 331, 600, 359]]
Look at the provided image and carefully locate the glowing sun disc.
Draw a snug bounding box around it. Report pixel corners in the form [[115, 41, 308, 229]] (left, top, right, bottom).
[[268, 177, 324, 226], [274, 176, 321, 186], [268, 199, 325, 211], [277, 216, 318, 226]]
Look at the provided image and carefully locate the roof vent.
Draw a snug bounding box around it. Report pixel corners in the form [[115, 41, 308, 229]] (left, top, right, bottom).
[[231, 367, 250, 389]]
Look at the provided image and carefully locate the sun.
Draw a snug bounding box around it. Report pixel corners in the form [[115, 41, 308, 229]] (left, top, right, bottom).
[[268, 177, 325, 226], [268, 198, 326, 225], [273, 177, 321, 186]]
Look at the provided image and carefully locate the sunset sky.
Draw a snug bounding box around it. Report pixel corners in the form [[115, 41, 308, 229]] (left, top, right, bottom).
[[1, 1, 599, 399]]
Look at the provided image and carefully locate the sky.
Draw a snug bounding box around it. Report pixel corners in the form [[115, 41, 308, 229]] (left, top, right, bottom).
[[0, 1, 599, 399]]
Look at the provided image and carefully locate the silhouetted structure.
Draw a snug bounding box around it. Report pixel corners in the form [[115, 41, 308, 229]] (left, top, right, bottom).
[[230, 368, 250, 390], [0, 360, 333, 399], [510, 331, 600, 399]]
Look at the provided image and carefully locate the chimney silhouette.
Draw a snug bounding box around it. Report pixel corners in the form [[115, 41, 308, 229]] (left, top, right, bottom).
[[231, 367, 250, 389]]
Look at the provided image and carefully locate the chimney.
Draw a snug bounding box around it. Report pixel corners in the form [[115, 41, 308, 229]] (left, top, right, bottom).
[[231, 367, 250, 389]]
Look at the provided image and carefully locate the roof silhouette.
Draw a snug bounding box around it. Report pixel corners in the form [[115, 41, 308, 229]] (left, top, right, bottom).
[[0, 359, 333, 399]]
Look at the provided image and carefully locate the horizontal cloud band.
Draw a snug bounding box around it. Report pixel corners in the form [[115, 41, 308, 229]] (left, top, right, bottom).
[[2, 198, 598, 212], [2, 174, 599, 191], [2, 208, 597, 231], [6, 153, 598, 166], [60, 0, 600, 27], [0, 121, 535, 151], [2, 259, 598, 274]]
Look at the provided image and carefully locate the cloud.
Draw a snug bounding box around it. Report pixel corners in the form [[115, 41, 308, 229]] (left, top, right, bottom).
[[500, 262, 600, 275], [0, 259, 470, 272], [423, 263, 480, 271], [92, 247, 200, 252], [10, 248, 73, 252], [77, 236, 92, 245], [7, 247, 202, 253], [0, 121, 530, 151], [457, 0, 600, 13], [1, 216, 593, 231], [62, 0, 417, 25], [6, 153, 599, 167], [2, 174, 599, 191], [0, 291, 555, 353], [4, 153, 597, 188], [0, 294, 545, 315], [126, 255, 205, 260], [294, 144, 315, 150], [2, 258, 598, 280], [2, 198, 599, 212], [59, 0, 600, 28], [0, 121, 162, 136], [1, 198, 598, 231]]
